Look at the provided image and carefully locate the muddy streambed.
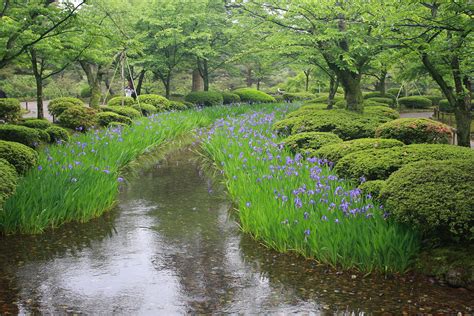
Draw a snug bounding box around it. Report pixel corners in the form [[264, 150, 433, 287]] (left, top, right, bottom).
[[0, 147, 472, 314]]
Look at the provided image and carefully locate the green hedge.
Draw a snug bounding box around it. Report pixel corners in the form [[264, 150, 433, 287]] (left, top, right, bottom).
[[282, 132, 342, 154], [368, 97, 394, 106], [222, 92, 241, 104], [96, 112, 133, 127], [233, 88, 276, 104], [422, 95, 444, 106], [387, 88, 401, 96], [307, 95, 344, 105], [364, 92, 396, 100], [168, 101, 188, 111], [364, 106, 400, 120], [358, 180, 386, 198], [0, 98, 21, 122], [438, 99, 453, 112], [375, 118, 451, 144], [0, 140, 38, 174], [100, 106, 141, 119], [0, 124, 42, 148], [107, 96, 136, 107], [137, 94, 171, 111], [0, 158, 18, 207], [131, 103, 157, 116], [334, 99, 388, 110], [19, 118, 52, 130], [314, 138, 404, 164], [184, 91, 224, 107], [282, 92, 316, 102], [57, 106, 98, 131], [285, 104, 328, 119], [45, 126, 70, 143], [380, 160, 474, 241], [35, 128, 51, 143], [334, 144, 474, 181], [48, 101, 77, 118], [49, 97, 84, 108], [398, 96, 432, 109]]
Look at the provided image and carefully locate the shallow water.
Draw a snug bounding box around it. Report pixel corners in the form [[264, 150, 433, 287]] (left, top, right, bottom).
[[0, 147, 472, 314]]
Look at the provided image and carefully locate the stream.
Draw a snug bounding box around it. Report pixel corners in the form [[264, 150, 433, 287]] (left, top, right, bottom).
[[0, 147, 472, 314]]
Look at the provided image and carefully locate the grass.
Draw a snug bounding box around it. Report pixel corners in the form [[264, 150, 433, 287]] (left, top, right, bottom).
[[1, 103, 287, 234], [200, 107, 420, 273]]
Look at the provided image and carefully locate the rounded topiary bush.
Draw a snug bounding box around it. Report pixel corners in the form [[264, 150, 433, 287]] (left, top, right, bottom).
[[45, 126, 70, 143], [107, 96, 136, 107], [57, 106, 98, 131], [0, 140, 38, 174], [398, 96, 432, 109], [422, 95, 443, 106], [0, 125, 42, 148], [168, 101, 188, 111], [364, 92, 396, 100], [49, 97, 83, 108], [387, 88, 401, 96], [368, 97, 394, 106], [314, 138, 404, 164], [334, 144, 474, 181], [0, 98, 21, 122], [282, 132, 343, 154], [375, 118, 452, 144], [48, 101, 77, 118], [0, 158, 18, 206], [309, 95, 344, 105], [222, 92, 241, 104], [19, 118, 52, 130], [131, 103, 157, 116], [358, 180, 386, 198], [380, 160, 474, 241], [184, 91, 223, 107], [137, 94, 171, 111], [438, 99, 453, 113], [34, 128, 51, 143], [233, 88, 276, 104], [96, 112, 133, 127], [364, 106, 400, 120], [100, 106, 141, 119], [282, 92, 316, 102]]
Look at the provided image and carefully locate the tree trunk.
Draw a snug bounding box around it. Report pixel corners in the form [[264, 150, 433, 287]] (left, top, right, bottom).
[[105, 77, 114, 96], [164, 76, 171, 99], [246, 67, 252, 87], [192, 68, 203, 91], [202, 60, 209, 91], [136, 69, 146, 95], [337, 71, 363, 112], [80, 61, 102, 108], [29, 48, 44, 119], [375, 70, 387, 96], [327, 76, 339, 110], [256, 79, 261, 90], [454, 99, 472, 147], [303, 69, 311, 92]]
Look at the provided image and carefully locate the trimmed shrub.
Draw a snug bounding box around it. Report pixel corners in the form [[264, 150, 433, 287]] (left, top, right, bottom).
[[364, 106, 400, 120], [282, 132, 343, 153], [137, 94, 171, 111], [19, 118, 52, 130], [57, 106, 98, 131], [233, 88, 276, 104], [0, 124, 42, 148], [0, 98, 21, 122], [0, 158, 18, 206], [0, 140, 38, 174], [184, 91, 223, 107], [35, 128, 51, 143], [364, 92, 396, 100], [273, 109, 393, 140], [380, 160, 474, 241], [422, 95, 443, 106], [108, 122, 129, 129], [45, 126, 70, 143], [297, 104, 328, 112], [335, 99, 387, 110], [314, 138, 404, 164], [387, 88, 401, 96], [131, 103, 157, 116], [282, 92, 316, 102], [358, 180, 386, 198], [438, 99, 453, 113], [222, 92, 241, 104], [334, 144, 474, 181], [375, 118, 451, 144], [169, 101, 188, 111], [48, 101, 76, 118], [107, 96, 135, 107], [96, 112, 133, 127], [100, 106, 141, 119], [49, 97, 83, 108], [307, 95, 344, 104], [398, 96, 432, 109], [368, 97, 394, 106]]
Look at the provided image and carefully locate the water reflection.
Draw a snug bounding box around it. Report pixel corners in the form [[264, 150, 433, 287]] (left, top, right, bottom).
[[0, 147, 471, 314]]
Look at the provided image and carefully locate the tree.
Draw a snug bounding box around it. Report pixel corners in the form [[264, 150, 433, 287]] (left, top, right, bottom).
[[391, 1, 473, 147]]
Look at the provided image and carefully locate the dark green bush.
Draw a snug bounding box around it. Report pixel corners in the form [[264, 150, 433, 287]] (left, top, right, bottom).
[[0, 158, 18, 206], [57, 106, 98, 131], [35, 128, 51, 143], [285, 104, 328, 119], [422, 95, 443, 106], [364, 92, 396, 100], [387, 88, 401, 96], [222, 92, 241, 104], [282, 92, 316, 102], [314, 138, 404, 163], [0, 140, 38, 174], [308, 95, 344, 104], [334, 99, 388, 110], [100, 106, 141, 119], [45, 126, 70, 143], [375, 118, 451, 144], [107, 96, 136, 107], [131, 103, 157, 116], [96, 112, 133, 127], [49, 97, 83, 108], [282, 132, 342, 154], [19, 118, 52, 130], [358, 180, 386, 198], [184, 91, 224, 107], [380, 160, 474, 241], [48, 101, 77, 118], [368, 97, 394, 106], [438, 99, 453, 113], [168, 101, 188, 111], [0, 124, 42, 148], [364, 106, 400, 120], [334, 144, 474, 181], [137, 94, 171, 111], [233, 88, 276, 104], [398, 96, 432, 109], [0, 98, 21, 122]]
